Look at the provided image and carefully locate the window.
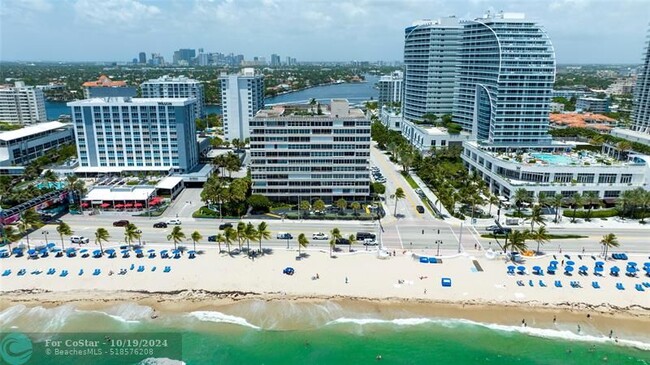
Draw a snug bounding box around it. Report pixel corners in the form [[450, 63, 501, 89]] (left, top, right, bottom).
[[598, 174, 616, 184], [620, 174, 632, 184]]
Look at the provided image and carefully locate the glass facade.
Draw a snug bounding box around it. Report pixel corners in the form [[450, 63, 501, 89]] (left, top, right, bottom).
[[632, 24, 650, 134]]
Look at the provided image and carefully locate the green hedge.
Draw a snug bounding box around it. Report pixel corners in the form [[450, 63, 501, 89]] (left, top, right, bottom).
[[563, 208, 618, 218]]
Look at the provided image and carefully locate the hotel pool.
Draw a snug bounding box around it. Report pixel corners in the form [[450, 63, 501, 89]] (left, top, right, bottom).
[[531, 153, 574, 165]]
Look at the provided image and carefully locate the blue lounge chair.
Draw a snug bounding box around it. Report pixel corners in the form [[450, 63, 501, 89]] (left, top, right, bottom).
[[429, 258, 438, 264], [419, 257, 428, 263], [507, 266, 515, 275], [47, 268, 55, 275], [17, 269, 26, 276], [137, 266, 145, 272], [2, 269, 11, 276], [635, 284, 645, 292], [60, 270, 68, 277], [130, 264, 135, 270], [517, 280, 525, 287], [592, 281, 601, 289], [79, 269, 84, 276], [643, 282, 650, 288], [539, 280, 547, 287], [163, 266, 171, 273], [151, 266, 156, 272], [93, 269, 101, 276], [441, 278, 452, 287], [616, 282, 624, 290], [529, 280, 534, 287], [554, 280, 562, 288]]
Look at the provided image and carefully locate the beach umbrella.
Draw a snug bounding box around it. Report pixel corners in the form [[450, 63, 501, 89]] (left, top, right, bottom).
[[188, 250, 196, 254], [626, 266, 638, 274], [51, 248, 61, 252], [610, 266, 620, 274], [627, 262, 637, 267], [135, 249, 143, 254], [507, 265, 516, 271], [595, 261, 605, 267], [79, 249, 88, 253], [172, 249, 181, 254], [550, 260, 558, 266], [564, 265, 574, 273], [147, 249, 155, 253], [28, 249, 37, 255], [594, 266, 604, 272], [46, 243, 56, 249], [105, 249, 115, 254], [533, 265, 541, 272], [547, 265, 556, 272], [121, 249, 130, 254], [566, 260, 575, 266], [579, 265, 588, 273], [517, 265, 526, 273]]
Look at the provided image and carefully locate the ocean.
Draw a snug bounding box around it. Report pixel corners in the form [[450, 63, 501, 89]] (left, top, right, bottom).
[[1, 301, 648, 365], [43, 75, 379, 121]]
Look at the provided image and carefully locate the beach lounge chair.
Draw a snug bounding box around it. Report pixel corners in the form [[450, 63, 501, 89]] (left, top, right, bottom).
[[592, 281, 601, 289], [616, 282, 624, 290], [441, 278, 452, 287], [17, 269, 26, 276], [78, 269, 84, 276], [635, 284, 645, 292], [528, 280, 534, 287], [163, 266, 171, 273], [151, 266, 156, 272], [93, 269, 101, 276], [643, 282, 650, 288], [47, 268, 55, 275], [31, 270, 41, 275], [554, 280, 562, 288], [539, 280, 547, 287], [517, 280, 525, 287], [507, 266, 515, 275], [60, 270, 68, 277], [130, 264, 135, 271], [419, 257, 428, 263], [137, 266, 145, 272], [2, 269, 11, 276]]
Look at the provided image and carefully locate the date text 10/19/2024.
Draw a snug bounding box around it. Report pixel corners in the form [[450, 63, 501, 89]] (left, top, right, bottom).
[[26, 333, 180, 363]]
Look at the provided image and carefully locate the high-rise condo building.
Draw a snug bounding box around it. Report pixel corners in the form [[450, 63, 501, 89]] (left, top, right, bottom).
[[141, 75, 205, 120], [139, 52, 147, 64], [0, 81, 47, 124], [82, 75, 137, 99], [173, 49, 196, 65], [219, 68, 265, 141], [250, 99, 370, 203], [271, 54, 281, 67], [403, 17, 461, 122], [632, 24, 650, 134], [378, 71, 404, 105], [453, 12, 555, 146], [67, 97, 199, 174]]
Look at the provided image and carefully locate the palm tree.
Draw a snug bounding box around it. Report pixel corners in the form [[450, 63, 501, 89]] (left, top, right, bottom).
[[351, 202, 361, 217], [297, 233, 309, 256], [487, 194, 500, 217], [504, 230, 528, 254], [348, 234, 356, 253], [236, 221, 246, 250], [391, 187, 405, 217], [616, 141, 632, 160], [639, 190, 650, 224], [215, 233, 225, 253], [514, 188, 530, 215], [335, 198, 347, 215], [569, 193, 584, 223], [528, 226, 550, 255], [299, 200, 311, 217], [244, 222, 257, 252], [525, 205, 546, 230], [124, 223, 141, 248], [190, 231, 202, 252], [329, 227, 341, 258], [167, 226, 185, 250], [551, 193, 564, 223], [256, 221, 271, 253], [583, 192, 601, 222], [600, 233, 619, 259], [94, 228, 110, 255], [224, 226, 236, 253], [56, 221, 72, 251], [313, 199, 325, 213], [17, 209, 41, 250]]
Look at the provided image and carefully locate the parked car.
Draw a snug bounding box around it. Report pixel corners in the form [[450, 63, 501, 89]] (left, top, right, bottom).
[[485, 225, 500, 232], [493, 227, 513, 235], [70, 236, 89, 244], [219, 223, 233, 230], [153, 222, 167, 228], [166, 218, 181, 225], [416, 205, 425, 213], [363, 238, 378, 246], [335, 238, 350, 245], [356, 232, 376, 240], [277, 232, 293, 240], [112, 220, 129, 227], [208, 235, 217, 242], [312, 232, 329, 240]]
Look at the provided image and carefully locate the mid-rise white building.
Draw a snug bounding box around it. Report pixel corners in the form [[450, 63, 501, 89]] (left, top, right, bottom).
[[401, 120, 471, 154], [576, 97, 610, 113], [378, 71, 403, 105], [140, 75, 205, 121], [0, 121, 74, 175], [379, 105, 402, 131], [0, 81, 47, 124], [219, 68, 265, 142], [67, 97, 199, 174], [250, 99, 370, 203]]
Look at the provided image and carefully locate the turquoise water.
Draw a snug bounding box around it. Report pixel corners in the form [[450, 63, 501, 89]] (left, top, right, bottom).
[[1, 302, 648, 365], [531, 153, 574, 165]]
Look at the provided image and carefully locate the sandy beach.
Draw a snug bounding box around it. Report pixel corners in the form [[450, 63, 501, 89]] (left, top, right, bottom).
[[1, 246, 649, 327]]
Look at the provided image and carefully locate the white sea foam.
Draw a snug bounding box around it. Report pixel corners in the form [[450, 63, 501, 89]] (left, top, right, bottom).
[[21, 305, 78, 333], [137, 358, 186, 365], [0, 305, 27, 328], [326, 316, 650, 351], [188, 311, 261, 330], [83, 303, 154, 324]]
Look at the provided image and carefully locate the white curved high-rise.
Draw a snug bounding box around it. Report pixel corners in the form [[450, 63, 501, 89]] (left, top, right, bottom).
[[453, 12, 555, 147], [632, 24, 650, 134]]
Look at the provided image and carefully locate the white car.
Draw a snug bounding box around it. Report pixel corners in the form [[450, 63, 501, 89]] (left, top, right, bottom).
[[70, 236, 89, 244], [312, 232, 329, 240], [166, 218, 182, 225], [363, 238, 378, 246]]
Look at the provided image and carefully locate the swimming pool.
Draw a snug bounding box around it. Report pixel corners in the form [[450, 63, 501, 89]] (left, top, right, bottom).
[[531, 153, 574, 165]]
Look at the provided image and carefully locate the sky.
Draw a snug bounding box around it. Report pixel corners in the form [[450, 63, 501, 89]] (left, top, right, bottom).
[[0, 0, 649, 64]]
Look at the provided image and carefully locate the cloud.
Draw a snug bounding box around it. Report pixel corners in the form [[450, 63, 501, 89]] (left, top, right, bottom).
[[0, 0, 53, 19], [73, 0, 161, 28]]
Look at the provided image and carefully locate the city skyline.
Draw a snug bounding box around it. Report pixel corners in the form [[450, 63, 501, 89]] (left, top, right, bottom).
[[0, 0, 648, 64]]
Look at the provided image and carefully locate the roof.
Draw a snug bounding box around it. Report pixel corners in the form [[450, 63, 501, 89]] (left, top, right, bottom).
[[75, 166, 173, 174], [83, 186, 156, 202], [82, 75, 128, 88], [68, 97, 195, 107], [549, 113, 615, 131], [0, 121, 71, 142], [156, 176, 183, 190]]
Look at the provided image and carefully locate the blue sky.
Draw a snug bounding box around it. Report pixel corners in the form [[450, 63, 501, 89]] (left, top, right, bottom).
[[0, 0, 648, 64]]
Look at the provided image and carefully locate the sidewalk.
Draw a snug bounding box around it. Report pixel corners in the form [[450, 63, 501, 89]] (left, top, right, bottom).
[[409, 173, 462, 225]]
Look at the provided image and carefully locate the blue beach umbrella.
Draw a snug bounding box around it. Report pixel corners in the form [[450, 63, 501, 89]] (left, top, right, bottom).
[[147, 249, 155, 253], [28, 249, 37, 255], [550, 260, 558, 267], [579, 265, 588, 272], [172, 249, 181, 254], [610, 266, 620, 274], [626, 266, 638, 274], [594, 266, 604, 272], [135, 249, 143, 254], [566, 260, 575, 266], [517, 266, 526, 273], [533, 265, 541, 272], [46, 243, 56, 249], [51, 248, 61, 252], [595, 261, 605, 267], [121, 249, 130, 254], [564, 265, 574, 273], [627, 262, 637, 267], [79, 249, 88, 253]]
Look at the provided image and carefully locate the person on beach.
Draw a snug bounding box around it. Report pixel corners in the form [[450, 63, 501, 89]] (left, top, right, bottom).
[[577, 325, 581, 333], [609, 330, 613, 338], [553, 315, 557, 323], [345, 277, 348, 284]]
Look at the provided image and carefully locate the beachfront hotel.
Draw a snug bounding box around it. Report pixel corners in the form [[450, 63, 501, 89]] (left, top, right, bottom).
[[219, 68, 265, 142], [377, 71, 404, 105], [67, 97, 199, 175], [403, 17, 461, 123], [141, 75, 205, 121], [249, 99, 371, 203], [0, 81, 47, 124], [631, 23, 650, 134]]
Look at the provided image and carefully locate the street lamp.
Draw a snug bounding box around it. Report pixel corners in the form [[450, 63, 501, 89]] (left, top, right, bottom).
[[42, 230, 49, 244], [435, 240, 443, 256]]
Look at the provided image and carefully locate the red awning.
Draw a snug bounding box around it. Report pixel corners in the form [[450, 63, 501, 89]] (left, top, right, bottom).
[[81, 203, 90, 208], [148, 197, 161, 205], [115, 204, 124, 208], [100, 203, 110, 208], [125, 203, 133, 208], [134, 203, 143, 207]]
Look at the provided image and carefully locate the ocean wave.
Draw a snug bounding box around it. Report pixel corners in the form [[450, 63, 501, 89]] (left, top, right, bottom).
[[0, 305, 28, 328], [84, 303, 154, 324], [137, 358, 186, 365], [187, 311, 261, 330], [326, 316, 650, 351]]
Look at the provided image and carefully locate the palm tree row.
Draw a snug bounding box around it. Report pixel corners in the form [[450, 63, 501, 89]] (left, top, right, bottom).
[[500, 226, 550, 255]]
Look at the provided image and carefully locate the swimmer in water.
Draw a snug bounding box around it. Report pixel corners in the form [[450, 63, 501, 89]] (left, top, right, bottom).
[[376, 355, 382, 361]]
